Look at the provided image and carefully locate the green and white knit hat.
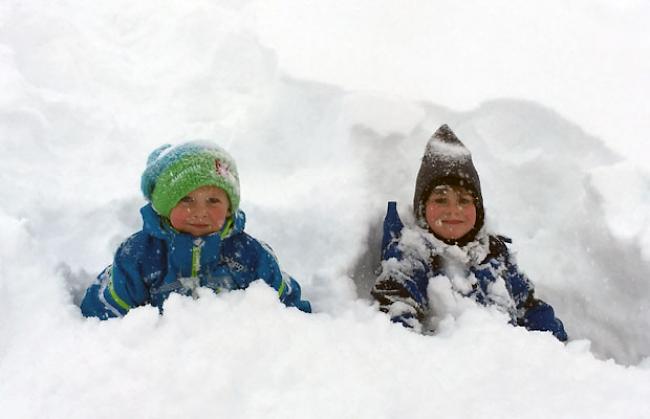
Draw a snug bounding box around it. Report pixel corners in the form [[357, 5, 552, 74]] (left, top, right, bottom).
[[141, 141, 240, 218]]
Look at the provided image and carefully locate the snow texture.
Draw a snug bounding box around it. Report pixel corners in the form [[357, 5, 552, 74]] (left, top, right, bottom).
[[1, 1, 650, 418], [425, 138, 472, 161]]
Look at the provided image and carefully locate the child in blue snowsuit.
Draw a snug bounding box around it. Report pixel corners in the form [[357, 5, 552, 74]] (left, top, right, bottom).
[[81, 141, 311, 319], [371, 125, 567, 341]]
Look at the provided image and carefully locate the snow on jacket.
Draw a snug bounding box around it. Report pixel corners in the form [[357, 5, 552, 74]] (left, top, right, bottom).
[[371, 202, 568, 341], [81, 204, 311, 319]]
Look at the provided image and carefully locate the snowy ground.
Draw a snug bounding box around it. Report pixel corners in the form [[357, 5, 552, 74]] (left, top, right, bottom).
[[1, 1, 649, 418]]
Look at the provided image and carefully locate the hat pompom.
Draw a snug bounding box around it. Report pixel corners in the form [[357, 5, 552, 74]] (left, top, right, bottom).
[[141, 144, 173, 200]]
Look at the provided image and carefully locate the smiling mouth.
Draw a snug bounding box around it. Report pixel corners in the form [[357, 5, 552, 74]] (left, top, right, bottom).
[[442, 220, 464, 225]]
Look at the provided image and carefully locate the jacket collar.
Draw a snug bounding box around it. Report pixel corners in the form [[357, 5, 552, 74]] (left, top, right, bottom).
[[140, 203, 246, 240]]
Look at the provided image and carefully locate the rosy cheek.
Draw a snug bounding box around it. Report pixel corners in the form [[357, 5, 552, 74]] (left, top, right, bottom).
[[169, 209, 186, 228]]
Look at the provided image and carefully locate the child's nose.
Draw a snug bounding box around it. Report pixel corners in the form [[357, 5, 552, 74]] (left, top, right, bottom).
[[449, 201, 463, 212], [192, 203, 209, 216]]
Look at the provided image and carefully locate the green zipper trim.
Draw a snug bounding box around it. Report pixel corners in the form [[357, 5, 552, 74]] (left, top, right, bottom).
[[220, 218, 234, 239], [277, 280, 286, 298], [192, 245, 201, 277]]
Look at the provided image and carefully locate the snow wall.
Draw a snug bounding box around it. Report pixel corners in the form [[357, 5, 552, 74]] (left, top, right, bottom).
[[1, 1, 649, 418]]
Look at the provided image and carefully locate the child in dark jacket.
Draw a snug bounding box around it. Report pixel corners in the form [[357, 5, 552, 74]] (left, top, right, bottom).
[[371, 125, 567, 341], [81, 141, 311, 319]]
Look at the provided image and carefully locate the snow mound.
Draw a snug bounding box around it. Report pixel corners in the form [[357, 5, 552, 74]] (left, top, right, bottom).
[[1, 1, 650, 418]]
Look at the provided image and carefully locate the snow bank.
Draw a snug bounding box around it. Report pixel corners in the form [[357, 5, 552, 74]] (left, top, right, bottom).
[[1, 1, 649, 418], [2, 280, 649, 419], [254, 0, 650, 166]]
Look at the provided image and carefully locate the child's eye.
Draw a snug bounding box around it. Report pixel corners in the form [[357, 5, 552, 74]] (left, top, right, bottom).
[[179, 196, 193, 204], [432, 197, 447, 204], [459, 196, 474, 205], [207, 197, 222, 204]]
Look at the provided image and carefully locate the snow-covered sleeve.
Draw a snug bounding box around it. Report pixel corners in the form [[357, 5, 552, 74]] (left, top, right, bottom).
[[254, 240, 312, 313], [371, 255, 429, 332], [505, 258, 568, 342], [372, 202, 429, 331], [80, 233, 151, 319]]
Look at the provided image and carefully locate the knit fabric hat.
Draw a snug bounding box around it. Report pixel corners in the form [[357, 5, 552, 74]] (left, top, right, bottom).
[[413, 124, 484, 246], [141, 141, 240, 218]]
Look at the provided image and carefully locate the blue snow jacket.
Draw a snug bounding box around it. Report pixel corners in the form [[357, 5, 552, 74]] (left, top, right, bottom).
[[371, 202, 567, 341], [81, 204, 311, 319]]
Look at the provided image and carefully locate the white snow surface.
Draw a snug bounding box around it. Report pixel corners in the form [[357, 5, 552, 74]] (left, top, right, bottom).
[[1, 1, 650, 418]]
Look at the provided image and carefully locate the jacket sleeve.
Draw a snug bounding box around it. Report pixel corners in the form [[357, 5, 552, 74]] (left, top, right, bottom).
[[80, 234, 151, 319], [372, 201, 429, 330], [505, 259, 568, 341], [371, 255, 430, 331], [255, 241, 312, 313]]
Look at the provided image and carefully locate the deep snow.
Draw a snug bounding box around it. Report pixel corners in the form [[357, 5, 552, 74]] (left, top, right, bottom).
[[1, 1, 649, 418]]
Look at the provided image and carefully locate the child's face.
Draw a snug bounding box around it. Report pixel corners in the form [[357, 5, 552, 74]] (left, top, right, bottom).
[[169, 185, 230, 237], [424, 185, 477, 240]]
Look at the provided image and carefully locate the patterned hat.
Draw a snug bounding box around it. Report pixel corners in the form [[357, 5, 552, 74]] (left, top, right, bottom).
[[141, 141, 240, 218]]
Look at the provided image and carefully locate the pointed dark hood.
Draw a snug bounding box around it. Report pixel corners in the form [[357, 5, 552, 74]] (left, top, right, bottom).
[[413, 124, 485, 246]]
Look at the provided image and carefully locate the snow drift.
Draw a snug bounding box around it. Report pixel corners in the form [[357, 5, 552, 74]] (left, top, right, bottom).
[[1, 1, 649, 418]]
